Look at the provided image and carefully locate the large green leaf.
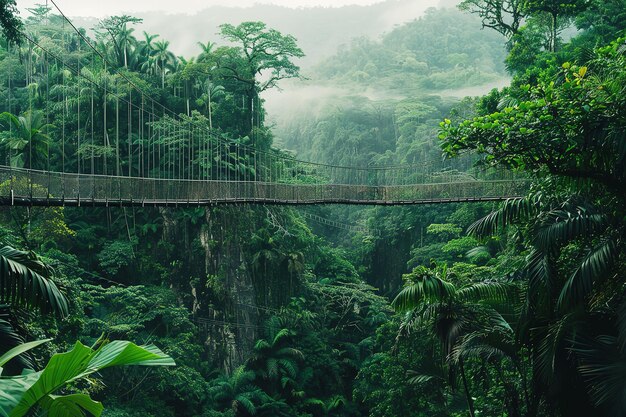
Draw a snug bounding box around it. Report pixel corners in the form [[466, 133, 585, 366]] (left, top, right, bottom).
[[83, 340, 175, 373], [45, 394, 104, 417], [0, 372, 39, 417], [0, 339, 174, 417], [0, 339, 51, 369]]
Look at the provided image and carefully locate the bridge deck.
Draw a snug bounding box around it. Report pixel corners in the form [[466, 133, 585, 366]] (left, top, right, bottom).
[[0, 166, 530, 207]]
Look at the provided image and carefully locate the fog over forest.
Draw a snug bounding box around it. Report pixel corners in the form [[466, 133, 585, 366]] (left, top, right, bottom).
[[3, 0, 624, 416], [49, 0, 507, 152]]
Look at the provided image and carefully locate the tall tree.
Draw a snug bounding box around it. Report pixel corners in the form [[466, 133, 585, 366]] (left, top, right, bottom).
[[526, 0, 590, 51], [459, 0, 528, 41], [94, 15, 142, 68], [0, 0, 23, 45], [393, 264, 518, 417], [153, 39, 175, 89], [216, 22, 304, 140]]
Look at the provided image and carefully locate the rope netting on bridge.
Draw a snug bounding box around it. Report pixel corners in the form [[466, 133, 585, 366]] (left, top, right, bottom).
[[0, 2, 530, 206]]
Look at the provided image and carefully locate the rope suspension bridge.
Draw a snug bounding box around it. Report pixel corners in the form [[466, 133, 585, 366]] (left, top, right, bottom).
[[0, 4, 530, 208]]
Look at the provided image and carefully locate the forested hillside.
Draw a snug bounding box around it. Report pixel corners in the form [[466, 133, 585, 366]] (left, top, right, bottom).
[[274, 7, 507, 168], [0, 1, 626, 417]]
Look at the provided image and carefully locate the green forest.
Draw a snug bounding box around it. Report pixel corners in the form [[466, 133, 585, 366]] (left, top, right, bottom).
[[0, 0, 625, 416]]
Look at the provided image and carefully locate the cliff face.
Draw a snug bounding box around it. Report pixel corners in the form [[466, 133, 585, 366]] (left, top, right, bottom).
[[160, 206, 260, 372]]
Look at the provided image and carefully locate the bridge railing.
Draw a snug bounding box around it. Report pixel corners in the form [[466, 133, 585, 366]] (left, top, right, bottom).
[[0, 165, 531, 206]]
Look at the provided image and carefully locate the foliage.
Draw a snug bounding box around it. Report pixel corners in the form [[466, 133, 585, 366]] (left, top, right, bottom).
[[0, 111, 50, 169], [0, 0, 22, 45], [443, 41, 626, 194], [0, 3, 624, 417], [0, 338, 174, 417], [0, 245, 67, 316]]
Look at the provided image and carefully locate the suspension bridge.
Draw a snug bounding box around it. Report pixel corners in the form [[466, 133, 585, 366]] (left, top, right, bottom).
[[0, 5, 531, 208]]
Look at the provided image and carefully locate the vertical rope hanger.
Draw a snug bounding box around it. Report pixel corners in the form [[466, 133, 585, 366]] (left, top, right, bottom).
[[61, 58, 65, 173], [45, 51, 50, 173], [128, 89, 132, 177], [148, 101, 156, 177], [177, 113, 182, 180], [7, 43, 11, 167], [44, 1, 50, 173], [61, 17, 66, 174], [116, 76, 120, 176], [77, 48, 81, 175], [157, 106, 162, 180], [28, 38, 32, 170], [188, 116, 193, 181], [103, 61, 107, 176], [137, 94, 141, 178], [167, 115, 171, 180], [90, 53, 95, 176]]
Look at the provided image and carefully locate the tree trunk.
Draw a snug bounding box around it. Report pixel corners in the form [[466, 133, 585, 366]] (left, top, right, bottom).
[[208, 89, 213, 130], [551, 12, 558, 52], [459, 359, 476, 417], [246, 88, 256, 138]]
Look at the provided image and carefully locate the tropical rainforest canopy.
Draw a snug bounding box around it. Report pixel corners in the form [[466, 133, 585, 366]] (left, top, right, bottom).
[[0, 0, 625, 416]]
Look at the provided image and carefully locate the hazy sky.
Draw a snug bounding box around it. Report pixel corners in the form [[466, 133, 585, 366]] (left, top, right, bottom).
[[18, 0, 391, 17]]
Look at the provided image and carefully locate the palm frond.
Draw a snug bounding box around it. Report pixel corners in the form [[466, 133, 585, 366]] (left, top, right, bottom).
[[497, 95, 520, 110], [277, 357, 298, 379], [392, 274, 456, 313], [468, 195, 539, 238], [533, 205, 608, 252], [535, 313, 579, 383], [450, 324, 516, 365], [234, 395, 257, 415], [572, 335, 626, 415], [526, 249, 553, 296], [271, 328, 293, 345], [406, 371, 444, 386], [0, 246, 68, 317], [457, 281, 519, 305], [557, 237, 619, 311]]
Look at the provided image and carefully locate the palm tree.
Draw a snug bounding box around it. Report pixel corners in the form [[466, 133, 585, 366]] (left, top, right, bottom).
[[246, 319, 303, 396], [467, 192, 626, 415], [116, 23, 137, 68], [208, 366, 268, 416], [140, 31, 159, 57], [304, 395, 347, 417], [197, 41, 216, 63], [153, 40, 175, 89], [450, 314, 528, 417], [393, 263, 518, 417], [0, 110, 51, 169], [196, 78, 225, 129]]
